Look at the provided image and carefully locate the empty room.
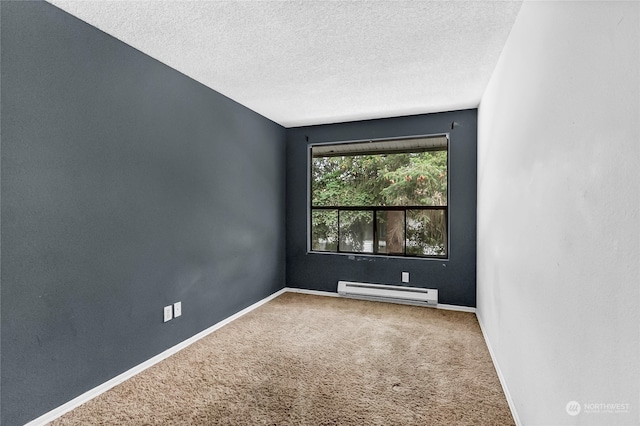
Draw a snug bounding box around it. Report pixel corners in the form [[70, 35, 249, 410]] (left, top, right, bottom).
[[1, 1, 638, 425]]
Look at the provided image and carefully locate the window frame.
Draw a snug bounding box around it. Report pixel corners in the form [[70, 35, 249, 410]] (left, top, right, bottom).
[[307, 133, 450, 260]]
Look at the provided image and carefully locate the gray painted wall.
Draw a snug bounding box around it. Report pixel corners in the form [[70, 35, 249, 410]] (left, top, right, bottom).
[[1, 2, 285, 425], [285, 110, 477, 307]]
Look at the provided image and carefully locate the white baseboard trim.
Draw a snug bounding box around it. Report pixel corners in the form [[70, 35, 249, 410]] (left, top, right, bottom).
[[24, 288, 288, 426], [283, 287, 341, 297], [284, 287, 476, 313], [476, 312, 522, 426], [436, 303, 476, 313]]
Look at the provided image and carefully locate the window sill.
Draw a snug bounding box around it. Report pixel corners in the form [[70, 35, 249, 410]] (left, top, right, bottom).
[[307, 250, 449, 262]]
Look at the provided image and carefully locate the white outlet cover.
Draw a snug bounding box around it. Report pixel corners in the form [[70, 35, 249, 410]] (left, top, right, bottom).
[[402, 272, 410, 283], [174, 302, 182, 317], [163, 305, 173, 322]]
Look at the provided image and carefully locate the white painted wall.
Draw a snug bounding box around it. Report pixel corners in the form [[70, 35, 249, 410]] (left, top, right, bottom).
[[477, 1, 639, 425]]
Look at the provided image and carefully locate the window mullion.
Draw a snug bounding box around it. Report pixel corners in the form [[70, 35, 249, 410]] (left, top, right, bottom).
[[403, 209, 407, 256], [337, 209, 341, 253], [372, 209, 378, 254]]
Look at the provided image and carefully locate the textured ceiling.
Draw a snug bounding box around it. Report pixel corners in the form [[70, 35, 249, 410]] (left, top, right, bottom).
[[47, 0, 522, 127]]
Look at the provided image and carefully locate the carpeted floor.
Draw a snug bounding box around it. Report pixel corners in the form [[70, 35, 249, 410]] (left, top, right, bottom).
[[51, 292, 514, 425]]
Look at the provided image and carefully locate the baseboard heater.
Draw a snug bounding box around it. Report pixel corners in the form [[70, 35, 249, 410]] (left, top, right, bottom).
[[337, 281, 438, 307]]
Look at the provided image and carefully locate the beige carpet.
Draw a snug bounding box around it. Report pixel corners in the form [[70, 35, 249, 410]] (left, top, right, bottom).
[[51, 292, 514, 425]]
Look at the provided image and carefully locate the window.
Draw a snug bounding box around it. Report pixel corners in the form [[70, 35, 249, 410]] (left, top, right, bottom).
[[310, 135, 448, 258]]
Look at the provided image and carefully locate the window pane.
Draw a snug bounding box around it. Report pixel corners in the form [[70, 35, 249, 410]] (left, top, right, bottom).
[[406, 209, 447, 256], [339, 210, 374, 253], [382, 151, 447, 206], [310, 136, 448, 259], [376, 211, 405, 254], [311, 209, 338, 251], [311, 149, 447, 207]]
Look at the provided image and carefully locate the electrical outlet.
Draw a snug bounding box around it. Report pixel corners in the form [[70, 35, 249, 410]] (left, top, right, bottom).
[[163, 305, 173, 322], [402, 272, 410, 283], [174, 301, 182, 317]]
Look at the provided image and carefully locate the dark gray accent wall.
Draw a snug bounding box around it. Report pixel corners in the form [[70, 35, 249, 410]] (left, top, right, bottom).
[[1, 2, 285, 425], [286, 110, 477, 307]]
